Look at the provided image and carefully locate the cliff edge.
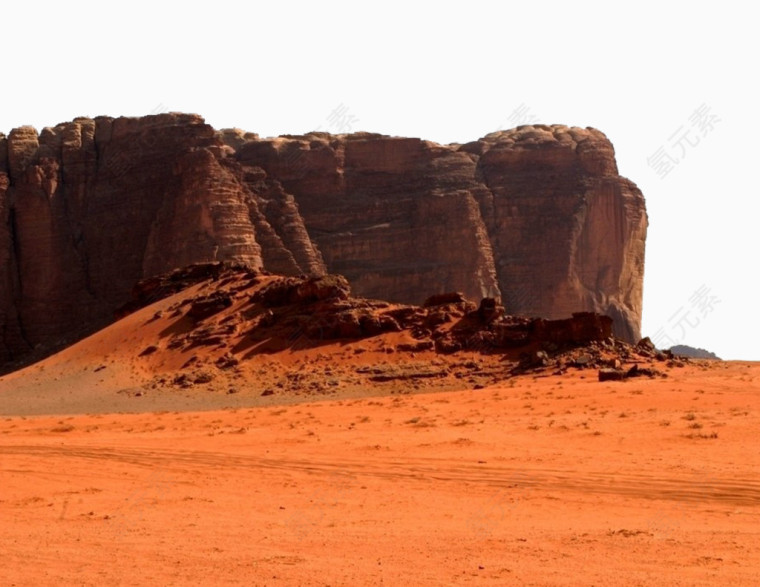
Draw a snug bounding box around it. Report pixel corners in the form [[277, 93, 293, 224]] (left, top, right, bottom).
[[0, 114, 646, 364]]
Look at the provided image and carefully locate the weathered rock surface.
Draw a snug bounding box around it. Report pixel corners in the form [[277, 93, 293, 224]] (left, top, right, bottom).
[[118, 266, 616, 358], [108, 265, 678, 396], [226, 125, 646, 343], [0, 114, 647, 365]]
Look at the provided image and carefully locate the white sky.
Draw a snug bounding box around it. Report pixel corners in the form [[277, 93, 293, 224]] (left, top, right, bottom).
[[2, 1, 757, 359]]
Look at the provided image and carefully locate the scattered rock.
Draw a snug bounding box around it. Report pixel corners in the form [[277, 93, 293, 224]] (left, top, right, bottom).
[[254, 275, 350, 307], [368, 366, 447, 382], [193, 372, 214, 384], [626, 364, 661, 378], [423, 292, 467, 307], [139, 345, 159, 357], [604, 358, 622, 369], [116, 262, 255, 319], [187, 293, 233, 321], [574, 354, 593, 367], [215, 353, 239, 370], [397, 341, 434, 353], [478, 298, 504, 323], [599, 368, 626, 382], [172, 374, 192, 388], [532, 350, 550, 366]]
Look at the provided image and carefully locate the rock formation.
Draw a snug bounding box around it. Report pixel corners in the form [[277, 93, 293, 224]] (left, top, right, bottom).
[[116, 262, 616, 360], [0, 113, 647, 365], [669, 345, 721, 360]]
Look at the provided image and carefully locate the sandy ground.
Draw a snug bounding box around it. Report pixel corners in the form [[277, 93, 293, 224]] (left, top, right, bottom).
[[0, 277, 525, 417], [2, 277, 759, 584], [2, 360, 760, 586]]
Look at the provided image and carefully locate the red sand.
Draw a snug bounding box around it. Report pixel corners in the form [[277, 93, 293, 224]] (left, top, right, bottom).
[[1, 281, 759, 585], [2, 360, 760, 585]]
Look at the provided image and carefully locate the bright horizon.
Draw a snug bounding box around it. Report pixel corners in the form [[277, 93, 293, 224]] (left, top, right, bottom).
[[2, 1, 756, 360]]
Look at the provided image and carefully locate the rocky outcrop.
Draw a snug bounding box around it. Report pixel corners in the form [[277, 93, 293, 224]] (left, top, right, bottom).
[[116, 266, 615, 358], [233, 134, 502, 306], [465, 127, 647, 342], [0, 115, 325, 364], [229, 126, 646, 342], [0, 114, 647, 365], [669, 345, 721, 360]]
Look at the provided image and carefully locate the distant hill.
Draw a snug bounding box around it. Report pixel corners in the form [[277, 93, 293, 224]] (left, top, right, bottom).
[[670, 345, 721, 360]]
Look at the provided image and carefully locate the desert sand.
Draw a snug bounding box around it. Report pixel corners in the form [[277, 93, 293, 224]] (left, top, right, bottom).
[[2, 358, 760, 586], [2, 276, 759, 586]]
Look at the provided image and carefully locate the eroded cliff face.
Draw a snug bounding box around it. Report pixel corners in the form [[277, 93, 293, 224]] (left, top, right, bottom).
[[465, 127, 647, 343], [234, 134, 501, 305], [229, 126, 646, 342], [0, 114, 646, 364]]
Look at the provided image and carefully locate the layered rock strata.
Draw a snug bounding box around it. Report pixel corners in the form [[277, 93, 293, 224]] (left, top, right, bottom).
[[0, 114, 646, 364]]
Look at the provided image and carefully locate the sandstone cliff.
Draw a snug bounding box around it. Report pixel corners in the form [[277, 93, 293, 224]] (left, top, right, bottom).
[[0, 114, 646, 365]]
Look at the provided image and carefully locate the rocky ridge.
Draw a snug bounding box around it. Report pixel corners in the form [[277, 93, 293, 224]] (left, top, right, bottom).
[[669, 344, 721, 360], [0, 114, 647, 366], [110, 264, 675, 399]]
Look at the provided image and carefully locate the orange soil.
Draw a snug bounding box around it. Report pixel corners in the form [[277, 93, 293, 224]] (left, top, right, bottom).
[[2, 359, 760, 586], [2, 279, 759, 585], [0, 277, 528, 417]]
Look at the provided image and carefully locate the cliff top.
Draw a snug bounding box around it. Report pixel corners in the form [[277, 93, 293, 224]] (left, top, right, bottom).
[[1, 112, 613, 153]]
